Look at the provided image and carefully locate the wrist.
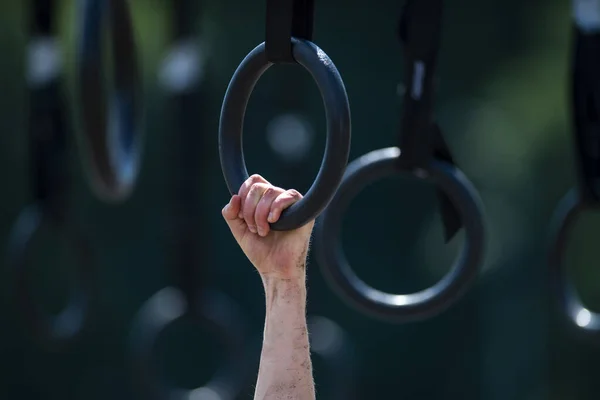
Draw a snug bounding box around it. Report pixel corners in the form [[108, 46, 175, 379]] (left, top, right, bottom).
[[258, 258, 308, 282], [261, 272, 306, 290], [262, 275, 307, 307]]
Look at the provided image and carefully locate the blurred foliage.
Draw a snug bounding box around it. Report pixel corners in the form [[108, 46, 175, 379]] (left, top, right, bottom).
[[0, 0, 599, 399]]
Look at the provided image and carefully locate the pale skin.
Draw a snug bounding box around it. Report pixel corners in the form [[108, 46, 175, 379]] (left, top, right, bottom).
[[222, 174, 316, 400]]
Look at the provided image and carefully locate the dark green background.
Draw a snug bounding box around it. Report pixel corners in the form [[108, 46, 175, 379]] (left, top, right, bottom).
[[1, 0, 599, 399]]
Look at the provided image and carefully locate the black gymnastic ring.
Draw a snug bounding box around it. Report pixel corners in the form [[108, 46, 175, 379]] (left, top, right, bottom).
[[6, 204, 95, 347], [314, 147, 486, 323], [129, 287, 251, 400], [76, 0, 142, 201], [548, 188, 600, 335], [219, 38, 351, 231]]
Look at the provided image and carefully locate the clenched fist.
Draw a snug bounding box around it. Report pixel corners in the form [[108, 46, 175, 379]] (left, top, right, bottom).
[[222, 174, 315, 280]]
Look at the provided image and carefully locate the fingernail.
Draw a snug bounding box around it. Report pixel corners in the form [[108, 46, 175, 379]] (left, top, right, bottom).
[[238, 211, 243, 219], [268, 212, 274, 222], [248, 225, 257, 233], [257, 227, 265, 237]]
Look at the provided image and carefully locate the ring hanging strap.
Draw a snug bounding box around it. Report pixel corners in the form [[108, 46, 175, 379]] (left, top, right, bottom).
[[28, 0, 68, 216], [165, 0, 209, 312], [265, 0, 314, 63], [172, 0, 200, 39], [397, 0, 462, 242], [571, 1, 600, 203], [169, 69, 205, 311]]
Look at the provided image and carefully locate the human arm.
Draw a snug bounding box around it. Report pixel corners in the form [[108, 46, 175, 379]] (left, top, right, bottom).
[[222, 174, 316, 400], [254, 274, 314, 399]]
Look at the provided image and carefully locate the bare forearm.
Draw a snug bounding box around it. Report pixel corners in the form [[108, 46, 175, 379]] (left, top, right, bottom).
[[254, 274, 315, 400]]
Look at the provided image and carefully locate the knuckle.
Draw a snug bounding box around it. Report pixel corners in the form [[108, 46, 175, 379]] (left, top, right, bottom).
[[245, 188, 256, 200], [248, 183, 264, 195], [261, 187, 274, 199], [264, 186, 280, 198], [287, 189, 302, 199], [249, 174, 263, 183]]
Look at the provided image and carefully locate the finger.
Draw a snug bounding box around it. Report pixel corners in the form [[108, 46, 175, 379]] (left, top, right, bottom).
[[254, 186, 285, 237], [268, 189, 303, 224], [237, 174, 270, 219], [243, 183, 270, 233], [222, 195, 246, 241], [222, 195, 241, 221]]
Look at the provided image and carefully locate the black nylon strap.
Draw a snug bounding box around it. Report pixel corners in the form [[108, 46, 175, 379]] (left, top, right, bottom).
[[432, 125, 462, 241], [396, 0, 440, 167], [571, 28, 600, 204], [30, 86, 69, 211], [265, 0, 315, 63], [172, 0, 201, 39], [166, 0, 206, 310], [397, 0, 462, 242], [398, 0, 442, 61], [170, 91, 206, 310], [31, 0, 54, 35], [30, 0, 69, 217]]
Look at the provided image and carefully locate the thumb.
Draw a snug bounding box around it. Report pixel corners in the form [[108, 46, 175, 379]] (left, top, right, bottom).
[[222, 195, 246, 242]]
